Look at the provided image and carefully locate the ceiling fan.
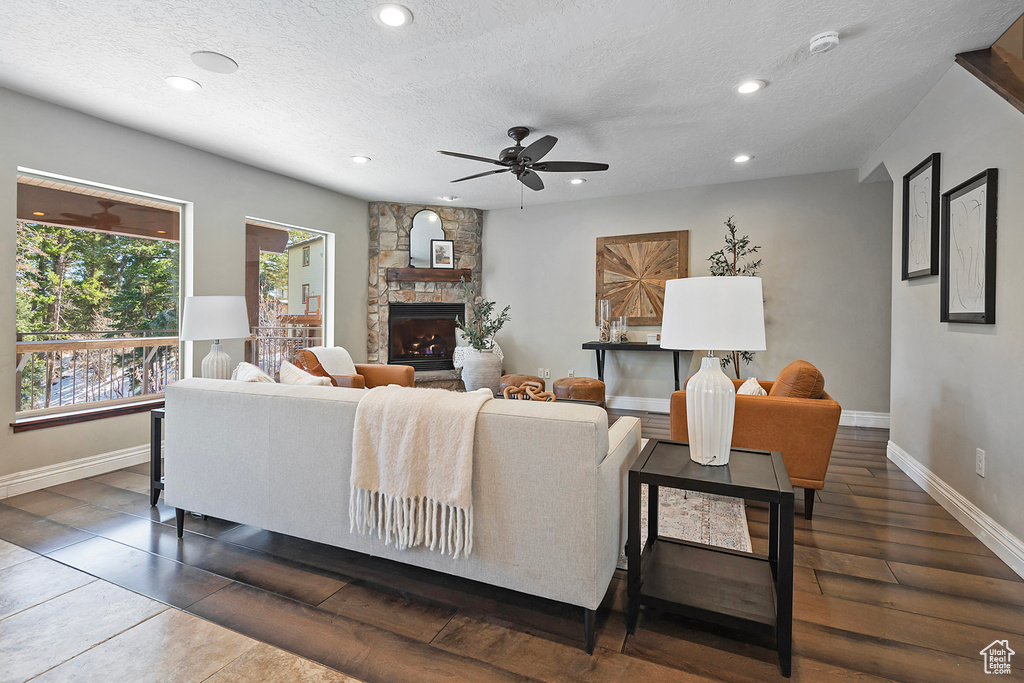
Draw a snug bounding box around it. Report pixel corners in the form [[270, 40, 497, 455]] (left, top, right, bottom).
[[439, 126, 608, 191], [60, 200, 124, 228]]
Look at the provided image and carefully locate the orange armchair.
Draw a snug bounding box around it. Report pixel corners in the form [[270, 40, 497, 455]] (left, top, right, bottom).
[[293, 349, 415, 389], [670, 378, 841, 519]]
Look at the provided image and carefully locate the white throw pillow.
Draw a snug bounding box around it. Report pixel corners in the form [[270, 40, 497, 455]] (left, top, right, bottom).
[[279, 359, 333, 387], [307, 346, 357, 376], [737, 377, 767, 396], [231, 362, 275, 383]]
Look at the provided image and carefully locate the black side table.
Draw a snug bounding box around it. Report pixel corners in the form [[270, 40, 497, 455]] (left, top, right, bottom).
[[626, 439, 794, 677], [150, 408, 165, 506]]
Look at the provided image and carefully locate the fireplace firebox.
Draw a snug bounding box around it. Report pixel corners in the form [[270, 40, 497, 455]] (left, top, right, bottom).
[[388, 302, 465, 371]]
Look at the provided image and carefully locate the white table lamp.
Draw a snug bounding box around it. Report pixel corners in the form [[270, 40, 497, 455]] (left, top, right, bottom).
[[661, 277, 766, 466], [180, 296, 252, 379]]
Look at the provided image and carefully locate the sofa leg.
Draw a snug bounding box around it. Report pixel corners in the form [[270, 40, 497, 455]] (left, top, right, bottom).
[[175, 508, 185, 538], [583, 608, 596, 655], [804, 488, 815, 521]]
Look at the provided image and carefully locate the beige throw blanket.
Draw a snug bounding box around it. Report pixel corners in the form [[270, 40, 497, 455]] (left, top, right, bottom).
[[350, 385, 492, 559]]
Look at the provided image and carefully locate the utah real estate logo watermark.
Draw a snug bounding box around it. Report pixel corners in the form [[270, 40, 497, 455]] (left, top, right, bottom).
[[980, 640, 1014, 675]]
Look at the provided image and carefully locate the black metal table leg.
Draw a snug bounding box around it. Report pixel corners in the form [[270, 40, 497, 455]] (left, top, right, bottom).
[[595, 349, 606, 383], [626, 469, 641, 633], [777, 493, 794, 677]]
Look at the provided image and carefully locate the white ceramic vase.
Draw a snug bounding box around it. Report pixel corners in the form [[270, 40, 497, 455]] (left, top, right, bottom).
[[461, 348, 502, 395], [685, 354, 736, 466]]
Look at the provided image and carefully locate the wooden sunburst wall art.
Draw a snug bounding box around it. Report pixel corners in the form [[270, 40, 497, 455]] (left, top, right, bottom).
[[596, 230, 689, 325]]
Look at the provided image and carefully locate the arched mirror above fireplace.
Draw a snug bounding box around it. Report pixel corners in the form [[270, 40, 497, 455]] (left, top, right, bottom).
[[409, 209, 444, 268]]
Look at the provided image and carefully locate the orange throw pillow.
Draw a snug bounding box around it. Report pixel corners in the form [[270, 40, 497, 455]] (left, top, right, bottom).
[[768, 360, 825, 399]]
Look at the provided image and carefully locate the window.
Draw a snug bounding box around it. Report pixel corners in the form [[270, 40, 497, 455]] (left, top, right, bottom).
[[244, 219, 327, 375], [15, 173, 182, 420]]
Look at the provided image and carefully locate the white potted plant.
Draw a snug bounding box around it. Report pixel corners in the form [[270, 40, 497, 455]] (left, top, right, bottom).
[[455, 278, 510, 394]]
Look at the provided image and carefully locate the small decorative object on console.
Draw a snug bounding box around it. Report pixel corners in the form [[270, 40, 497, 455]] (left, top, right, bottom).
[[597, 299, 611, 342], [615, 316, 629, 342], [646, 333, 661, 345]]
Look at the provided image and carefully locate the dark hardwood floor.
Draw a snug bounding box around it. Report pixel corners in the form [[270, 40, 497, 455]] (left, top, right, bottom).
[[0, 411, 1020, 682]]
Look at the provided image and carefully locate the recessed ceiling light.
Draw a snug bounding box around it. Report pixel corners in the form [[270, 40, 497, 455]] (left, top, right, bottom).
[[373, 3, 413, 27], [351, 155, 371, 164], [165, 76, 201, 92], [190, 51, 239, 74], [733, 154, 752, 163], [441, 195, 458, 201], [735, 80, 766, 94], [569, 178, 586, 185], [32, 211, 45, 216]]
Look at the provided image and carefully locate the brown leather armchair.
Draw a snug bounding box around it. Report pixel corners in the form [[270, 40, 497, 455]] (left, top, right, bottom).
[[293, 349, 415, 389], [670, 375, 841, 520]]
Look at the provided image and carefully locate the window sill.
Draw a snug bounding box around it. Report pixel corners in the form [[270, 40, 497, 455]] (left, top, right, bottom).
[[11, 398, 164, 433]]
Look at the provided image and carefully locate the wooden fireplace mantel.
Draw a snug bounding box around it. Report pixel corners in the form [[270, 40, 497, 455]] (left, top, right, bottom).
[[385, 268, 473, 283]]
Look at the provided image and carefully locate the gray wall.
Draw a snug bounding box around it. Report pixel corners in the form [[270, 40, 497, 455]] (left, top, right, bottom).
[[0, 87, 368, 479], [483, 170, 892, 413], [861, 64, 1024, 542]]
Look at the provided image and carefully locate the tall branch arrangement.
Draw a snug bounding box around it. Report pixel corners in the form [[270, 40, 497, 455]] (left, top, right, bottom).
[[456, 277, 510, 351], [707, 216, 762, 379]]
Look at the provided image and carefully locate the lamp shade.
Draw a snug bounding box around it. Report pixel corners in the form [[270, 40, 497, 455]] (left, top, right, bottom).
[[660, 277, 766, 351], [180, 296, 251, 341]]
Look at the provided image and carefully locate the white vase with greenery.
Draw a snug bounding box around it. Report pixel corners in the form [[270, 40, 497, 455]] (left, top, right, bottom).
[[456, 278, 511, 394]]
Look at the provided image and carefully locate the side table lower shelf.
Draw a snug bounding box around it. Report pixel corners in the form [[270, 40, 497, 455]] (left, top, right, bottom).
[[639, 538, 777, 638]]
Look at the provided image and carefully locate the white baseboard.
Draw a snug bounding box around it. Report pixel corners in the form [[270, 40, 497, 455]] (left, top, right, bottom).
[[840, 410, 890, 429], [887, 441, 1024, 580], [606, 395, 671, 413], [0, 444, 150, 500]]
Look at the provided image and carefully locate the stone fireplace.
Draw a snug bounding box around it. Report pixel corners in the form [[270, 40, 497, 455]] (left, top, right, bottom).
[[367, 202, 482, 389]]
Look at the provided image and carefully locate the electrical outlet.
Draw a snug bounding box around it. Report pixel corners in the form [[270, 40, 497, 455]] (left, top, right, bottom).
[[568, 370, 575, 378], [976, 448, 986, 477], [544, 369, 551, 379]]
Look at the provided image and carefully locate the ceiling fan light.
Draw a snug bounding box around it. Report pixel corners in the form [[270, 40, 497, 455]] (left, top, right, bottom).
[[373, 3, 413, 27], [735, 80, 766, 94], [165, 76, 201, 92]]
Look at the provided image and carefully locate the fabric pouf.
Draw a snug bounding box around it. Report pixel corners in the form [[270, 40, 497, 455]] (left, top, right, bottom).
[[500, 374, 546, 392], [553, 377, 605, 404]]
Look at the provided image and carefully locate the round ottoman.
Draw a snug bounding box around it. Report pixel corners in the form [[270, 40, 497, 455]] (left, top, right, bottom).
[[553, 377, 605, 404], [500, 374, 545, 393]]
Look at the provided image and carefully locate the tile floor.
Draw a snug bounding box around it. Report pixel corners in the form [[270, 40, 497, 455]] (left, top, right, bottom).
[[0, 538, 360, 683]]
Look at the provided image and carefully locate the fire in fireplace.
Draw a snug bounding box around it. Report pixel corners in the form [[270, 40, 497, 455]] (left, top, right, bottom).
[[388, 302, 465, 371]]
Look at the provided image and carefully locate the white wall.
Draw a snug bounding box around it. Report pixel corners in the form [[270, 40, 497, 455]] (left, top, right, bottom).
[[0, 87, 367, 479], [483, 170, 892, 413], [861, 64, 1024, 544]]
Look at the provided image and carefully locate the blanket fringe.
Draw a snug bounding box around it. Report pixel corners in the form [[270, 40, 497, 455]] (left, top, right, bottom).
[[349, 486, 473, 558]]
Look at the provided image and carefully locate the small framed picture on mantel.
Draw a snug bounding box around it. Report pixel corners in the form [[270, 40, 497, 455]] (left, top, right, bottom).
[[902, 153, 940, 280], [941, 168, 997, 324], [430, 239, 455, 269]]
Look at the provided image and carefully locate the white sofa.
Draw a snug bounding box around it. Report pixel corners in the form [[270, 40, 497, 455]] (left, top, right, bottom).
[[164, 378, 642, 652]]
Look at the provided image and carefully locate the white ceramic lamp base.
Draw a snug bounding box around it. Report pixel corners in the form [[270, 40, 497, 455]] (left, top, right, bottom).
[[201, 341, 233, 380], [685, 354, 736, 466]]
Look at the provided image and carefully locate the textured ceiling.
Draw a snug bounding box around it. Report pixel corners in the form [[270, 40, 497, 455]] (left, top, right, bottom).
[[0, 1, 1021, 209]]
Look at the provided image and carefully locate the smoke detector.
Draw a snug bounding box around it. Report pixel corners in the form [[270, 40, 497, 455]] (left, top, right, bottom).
[[809, 31, 839, 54]]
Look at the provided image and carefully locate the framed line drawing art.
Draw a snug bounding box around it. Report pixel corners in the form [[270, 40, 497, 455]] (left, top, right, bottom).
[[941, 168, 997, 324], [902, 153, 940, 280], [430, 239, 454, 268]]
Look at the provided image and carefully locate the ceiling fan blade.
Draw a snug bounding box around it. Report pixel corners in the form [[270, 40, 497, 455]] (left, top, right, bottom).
[[517, 135, 557, 164], [518, 169, 544, 191], [533, 161, 609, 172], [451, 168, 511, 183], [438, 150, 506, 167]]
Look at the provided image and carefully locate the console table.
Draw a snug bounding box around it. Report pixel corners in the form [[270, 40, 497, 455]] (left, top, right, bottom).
[[627, 439, 794, 677], [582, 341, 687, 391]]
